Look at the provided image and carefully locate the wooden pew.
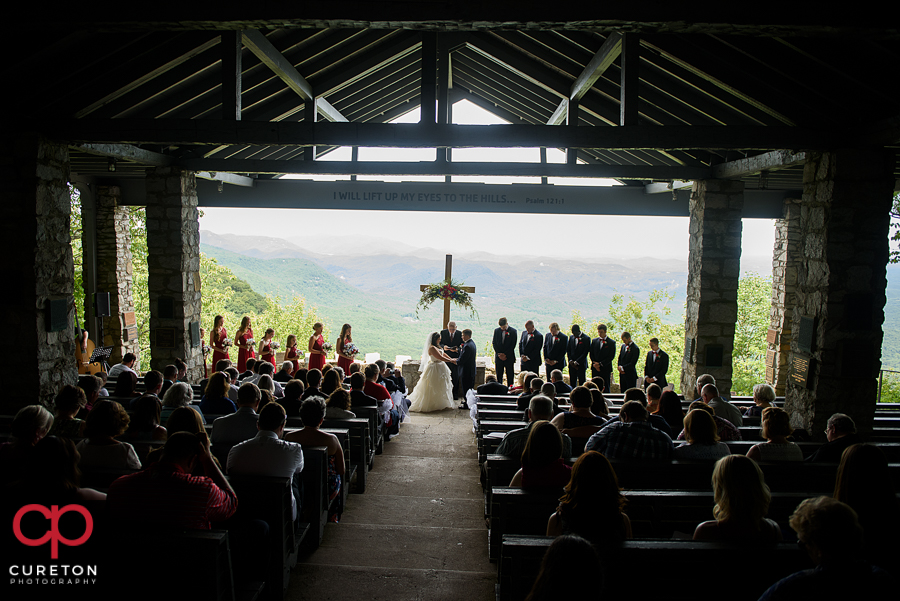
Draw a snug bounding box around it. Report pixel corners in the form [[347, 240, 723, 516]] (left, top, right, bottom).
[[321, 417, 370, 494], [299, 446, 334, 550], [321, 427, 352, 508], [498, 536, 808, 601], [351, 405, 383, 465]]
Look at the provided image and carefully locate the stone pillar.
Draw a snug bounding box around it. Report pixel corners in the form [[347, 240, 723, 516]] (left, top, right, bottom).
[[0, 134, 76, 409], [145, 167, 204, 381], [680, 179, 744, 397], [95, 185, 139, 365], [784, 150, 895, 439], [767, 199, 802, 396]]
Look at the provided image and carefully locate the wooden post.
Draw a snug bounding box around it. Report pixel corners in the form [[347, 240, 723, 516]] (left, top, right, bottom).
[[443, 254, 452, 329]]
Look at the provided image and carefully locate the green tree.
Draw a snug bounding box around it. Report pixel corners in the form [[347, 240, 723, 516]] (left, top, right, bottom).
[[254, 294, 330, 352], [69, 184, 85, 325], [889, 191, 900, 264], [199, 253, 236, 336], [126, 206, 151, 363], [732, 272, 773, 395]]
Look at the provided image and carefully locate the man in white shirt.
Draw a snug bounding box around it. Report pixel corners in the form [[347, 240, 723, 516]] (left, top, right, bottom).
[[211, 382, 261, 463], [227, 402, 304, 519], [108, 352, 138, 379]]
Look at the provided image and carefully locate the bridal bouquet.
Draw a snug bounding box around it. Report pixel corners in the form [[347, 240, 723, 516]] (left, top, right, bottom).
[[322, 342, 333, 352], [223, 339, 233, 348], [345, 343, 360, 357], [271, 341, 280, 350], [246, 338, 255, 348]]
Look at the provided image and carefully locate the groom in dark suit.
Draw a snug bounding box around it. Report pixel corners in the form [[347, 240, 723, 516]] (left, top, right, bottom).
[[492, 317, 517, 387], [456, 329, 477, 409], [441, 321, 463, 398], [543, 322, 567, 378], [519, 320, 543, 376]]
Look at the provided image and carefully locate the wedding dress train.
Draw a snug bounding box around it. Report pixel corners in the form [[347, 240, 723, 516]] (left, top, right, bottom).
[[408, 358, 455, 412]]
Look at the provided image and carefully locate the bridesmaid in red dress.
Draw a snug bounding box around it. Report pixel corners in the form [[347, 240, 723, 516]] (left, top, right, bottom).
[[258, 328, 277, 367], [285, 334, 300, 375], [336, 323, 355, 373], [234, 316, 255, 373], [307, 322, 327, 371], [210, 315, 230, 369]]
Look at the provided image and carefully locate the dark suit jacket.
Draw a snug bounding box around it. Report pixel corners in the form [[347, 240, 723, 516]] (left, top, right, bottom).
[[492, 326, 517, 362], [477, 381, 509, 396], [566, 333, 590, 369], [457, 339, 477, 385], [350, 389, 378, 408], [589, 337, 616, 371], [519, 330, 543, 369], [440, 329, 463, 358], [644, 349, 669, 389], [543, 332, 568, 370], [618, 342, 640, 386]]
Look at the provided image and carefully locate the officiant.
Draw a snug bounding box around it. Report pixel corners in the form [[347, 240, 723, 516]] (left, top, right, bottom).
[[441, 321, 463, 399]]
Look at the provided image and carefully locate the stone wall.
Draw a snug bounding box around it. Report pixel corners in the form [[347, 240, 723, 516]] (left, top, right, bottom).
[[145, 167, 204, 381], [784, 150, 895, 438], [95, 185, 139, 365], [767, 199, 802, 396], [680, 179, 744, 397], [1, 134, 76, 409]]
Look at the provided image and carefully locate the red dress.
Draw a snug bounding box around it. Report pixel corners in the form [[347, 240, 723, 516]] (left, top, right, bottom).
[[337, 337, 354, 372], [308, 334, 326, 371], [285, 345, 300, 375], [237, 327, 255, 373], [211, 327, 230, 368], [261, 340, 276, 367]]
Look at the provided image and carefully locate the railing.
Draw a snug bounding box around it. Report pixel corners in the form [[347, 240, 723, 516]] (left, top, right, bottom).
[[878, 369, 900, 402]]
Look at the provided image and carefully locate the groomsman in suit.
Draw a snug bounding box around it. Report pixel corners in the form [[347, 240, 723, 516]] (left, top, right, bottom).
[[492, 317, 517, 387], [617, 331, 640, 391], [543, 323, 567, 378], [643, 337, 669, 390], [566, 324, 591, 387], [455, 329, 477, 409], [519, 320, 543, 376], [589, 324, 616, 393], [441, 321, 463, 399]]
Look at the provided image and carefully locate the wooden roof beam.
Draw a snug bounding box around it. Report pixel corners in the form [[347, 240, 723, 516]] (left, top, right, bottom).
[[571, 33, 623, 102], [71, 143, 174, 167], [711, 149, 806, 179], [195, 171, 255, 187]]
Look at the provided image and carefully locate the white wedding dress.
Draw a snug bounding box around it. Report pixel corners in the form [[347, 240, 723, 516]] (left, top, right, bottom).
[[408, 355, 455, 413]]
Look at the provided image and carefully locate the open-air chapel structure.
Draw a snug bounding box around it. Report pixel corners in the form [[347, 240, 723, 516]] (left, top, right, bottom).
[[6, 5, 899, 444]]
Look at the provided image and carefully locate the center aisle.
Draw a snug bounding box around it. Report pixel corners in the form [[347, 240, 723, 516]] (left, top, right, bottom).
[[289, 408, 496, 600]]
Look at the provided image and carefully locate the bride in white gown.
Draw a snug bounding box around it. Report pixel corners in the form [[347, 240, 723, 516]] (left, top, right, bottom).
[[408, 332, 457, 412]]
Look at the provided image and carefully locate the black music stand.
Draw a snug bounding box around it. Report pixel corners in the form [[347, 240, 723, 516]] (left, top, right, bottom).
[[89, 346, 114, 374]]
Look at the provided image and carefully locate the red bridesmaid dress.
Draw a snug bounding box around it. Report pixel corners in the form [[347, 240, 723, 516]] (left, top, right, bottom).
[[337, 337, 353, 372], [237, 327, 255, 373], [308, 334, 326, 371], [211, 327, 230, 368], [261, 339, 276, 367], [286, 345, 300, 375]]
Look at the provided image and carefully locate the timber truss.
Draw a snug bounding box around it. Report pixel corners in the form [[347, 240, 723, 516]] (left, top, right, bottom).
[[11, 6, 900, 193]]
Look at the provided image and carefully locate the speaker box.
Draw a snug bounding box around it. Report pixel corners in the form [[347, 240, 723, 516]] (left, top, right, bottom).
[[94, 292, 111, 317]]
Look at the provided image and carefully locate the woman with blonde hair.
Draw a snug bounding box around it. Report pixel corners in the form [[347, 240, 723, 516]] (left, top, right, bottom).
[[747, 406, 803, 462], [234, 315, 255, 373], [673, 409, 731, 461], [745, 383, 776, 417], [285, 334, 300, 375], [693, 454, 781, 542]]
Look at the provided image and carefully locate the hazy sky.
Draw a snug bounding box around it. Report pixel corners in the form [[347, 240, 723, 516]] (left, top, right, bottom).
[[200, 101, 778, 265]]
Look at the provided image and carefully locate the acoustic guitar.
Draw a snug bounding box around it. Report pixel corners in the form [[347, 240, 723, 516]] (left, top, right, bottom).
[[73, 301, 101, 375]]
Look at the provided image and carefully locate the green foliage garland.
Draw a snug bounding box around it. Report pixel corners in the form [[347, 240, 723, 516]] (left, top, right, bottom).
[[415, 278, 478, 320]]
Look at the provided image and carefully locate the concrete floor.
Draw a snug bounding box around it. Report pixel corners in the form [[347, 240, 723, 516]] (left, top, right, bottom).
[[288, 409, 496, 601]]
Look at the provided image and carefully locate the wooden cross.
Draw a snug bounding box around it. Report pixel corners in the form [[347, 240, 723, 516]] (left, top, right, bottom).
[[420, 254, 475, 329]]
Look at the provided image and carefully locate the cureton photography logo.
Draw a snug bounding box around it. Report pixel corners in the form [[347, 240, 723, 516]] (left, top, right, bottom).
[[8, 504, 98, 585]]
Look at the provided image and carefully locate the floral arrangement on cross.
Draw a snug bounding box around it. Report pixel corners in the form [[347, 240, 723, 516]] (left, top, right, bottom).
[[415, 277, 478, 320]]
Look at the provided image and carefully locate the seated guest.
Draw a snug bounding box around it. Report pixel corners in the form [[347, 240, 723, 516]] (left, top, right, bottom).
[[321, 369, 342, 396], [747, 407, 803, 462], [550, 386, 606, 454], [97, 371, 109, 396], [589, 387, 610, 417], [131, 369, 163, 408], [211, 382, 261, 460], [294, 367, 309, 387], [108, 431, 237, 529], [585, 401, 673, 461], [655, 390, 685, 436], [498, 396, 572, 461], [516, 377, 544, 410], [692, 373, 716, 403], [0, 405, 54, 483], [302, 368, 324, 399], [550, 369, 571, 395], [477, 374, 509, 396], [547, 451, 631, 547], [833, 443, 900, 576], [111, 370, 138, 400], [702, 384, 743, 427], [589, 376, 606, 392], [349, 373, 377, 408], [524, 535, 603, 601], [199, 372, 237, 415], [274, 361, 294, 383], [673, 409, 731, 461], [255, 361, 284, 397], [509, 420, 572, 489], [107, 352, 137, 379], [364, 363, 397, 437], [509, 370, 531, 394], [165, 406, 206, 435], [173, 358, 187, 382], [223, 367, 240, 402], [677, 401, 741, 442], [282, 379, 305, 416], [594, 387, 673, 438], [239, 357, 257, 381], [540, 382, 557, 401], [325, 389, 356, 419], [645, 383, 662, 414], [285, 398, 346, 523], [120, 395, 167, 463], [390, 368, 406, 394], [693, 454, 781, 542], [258, 388, 276, 413], [77, 374, 104, 418], [160, 364, 179, 397], [49, 385, 87, 438], [161, 381, 205, 424], [257, 374, 276, 398], [76, 400, 142, 471], [745, 382, 776, 417], [11, 436, 106, 514], [227, 402, 304, 519], [375, 359, 398, 393], [806, 413, 860, 462], [758, 497, 894, 599]]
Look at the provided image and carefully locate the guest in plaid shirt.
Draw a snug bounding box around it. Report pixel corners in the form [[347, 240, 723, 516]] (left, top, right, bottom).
[[585, 401, 673, 461]]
